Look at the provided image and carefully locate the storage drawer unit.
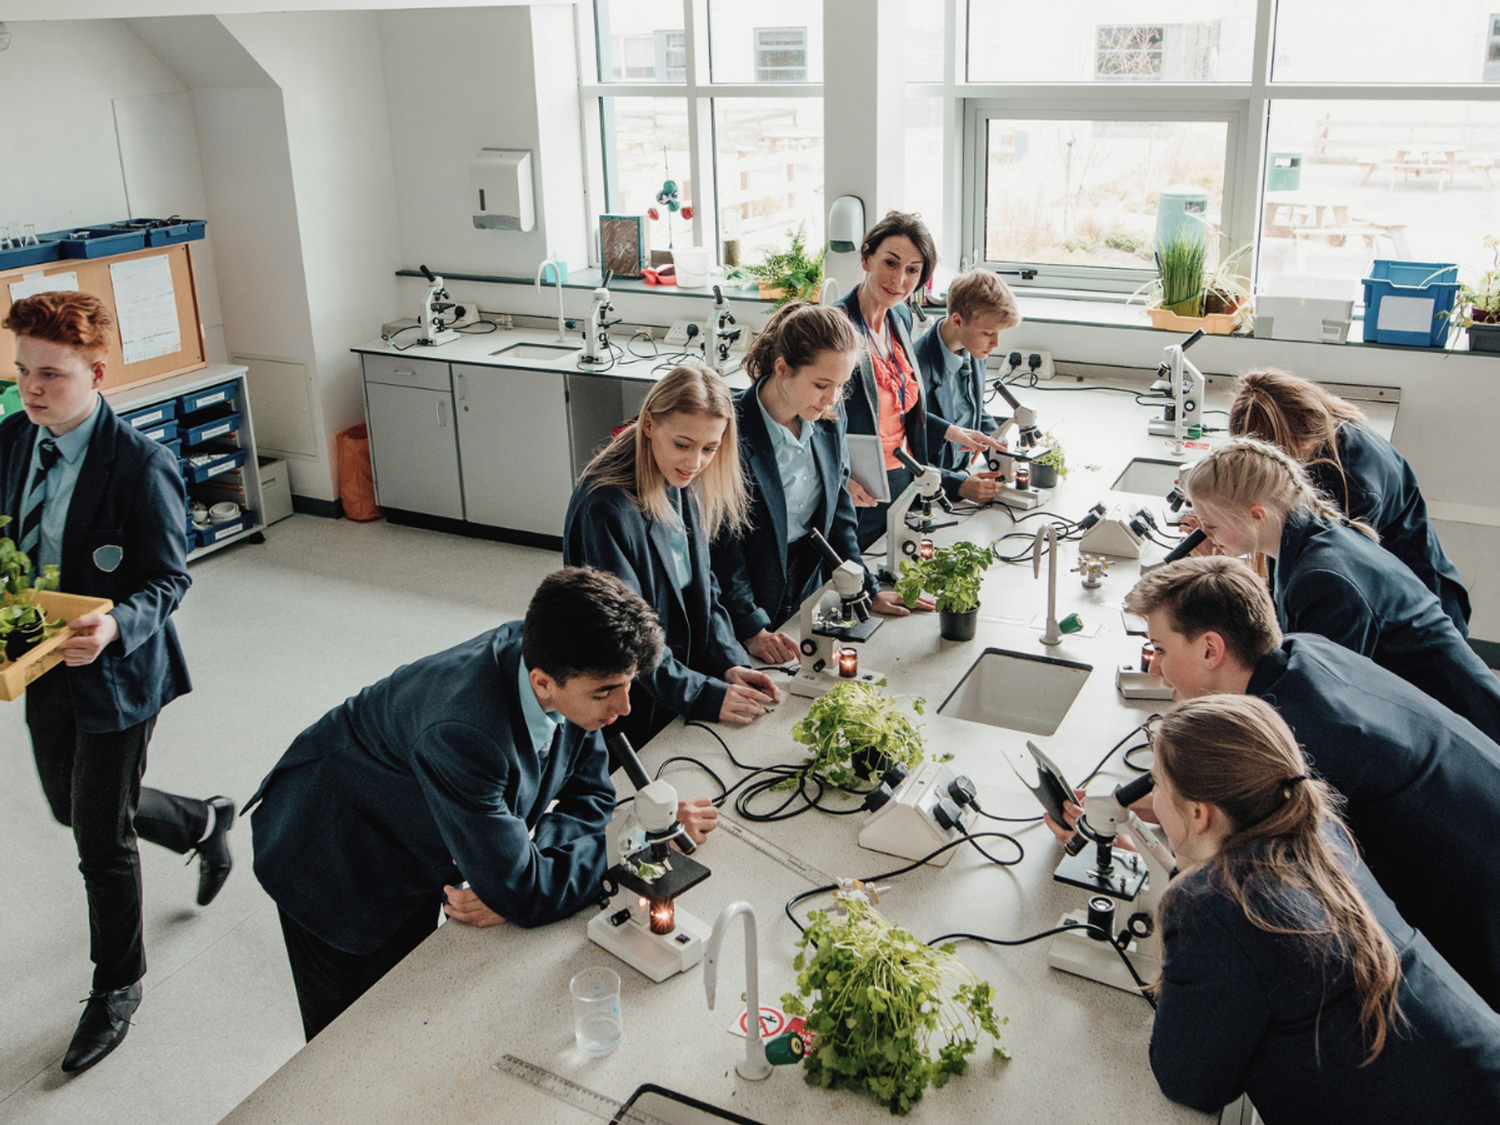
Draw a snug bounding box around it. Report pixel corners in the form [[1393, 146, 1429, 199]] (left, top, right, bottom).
[[184, 447, 246, 483], [120, 401, 177, 430], [179, 409, 241, 446], [361, 353, 453, 392], [178, 381, 239, 413]]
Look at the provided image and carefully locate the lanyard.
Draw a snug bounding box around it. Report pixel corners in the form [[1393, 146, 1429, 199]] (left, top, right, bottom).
[[861, 315, 909, 412]]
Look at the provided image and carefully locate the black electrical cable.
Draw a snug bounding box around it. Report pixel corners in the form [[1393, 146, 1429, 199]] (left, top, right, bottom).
[[453, 318, 499, 335], [381, 323, 427, 351], [932, 924, 1157, 1006]]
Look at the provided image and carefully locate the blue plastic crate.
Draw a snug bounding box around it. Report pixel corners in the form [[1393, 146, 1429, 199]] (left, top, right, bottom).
[[140, 420, 179, 444], [183, 447, 246, 484], [120, 401, 177, 429], [178, 382, 237, 414], [41, 228, 148, 259], [109, 218, 207, 247], [179, 409, 241, 447], [0, 239, 62, 270], [197, 509, 255, 549], [1361, 260, 1460, 348]]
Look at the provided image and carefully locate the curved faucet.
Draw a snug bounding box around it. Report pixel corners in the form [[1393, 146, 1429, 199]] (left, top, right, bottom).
[[535, 257, 566, 342], [819, 277, 841, 306], [704, 902, 771, 1080], [1033, 525, 1062, 645]]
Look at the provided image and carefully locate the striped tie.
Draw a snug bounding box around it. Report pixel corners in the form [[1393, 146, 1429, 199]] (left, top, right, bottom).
[[17, 439, 60, 561]]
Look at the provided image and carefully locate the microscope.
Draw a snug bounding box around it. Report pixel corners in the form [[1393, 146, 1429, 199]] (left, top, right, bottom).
[[976, 379, 1044, 510], [700, 285, 741, 375], [788, 530, 883, 699], [1013, 742, 1174, 994], [1146, 329, 1207, 456], [880, 448, 952, 584], [587, 734, 711, 982], [417, 265, 460, 346], [580, 269, 622, 366]]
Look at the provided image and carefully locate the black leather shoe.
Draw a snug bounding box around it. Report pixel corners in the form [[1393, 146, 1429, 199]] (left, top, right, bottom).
[[195, 796, 236, 907], [61, 981, 142, 1074]]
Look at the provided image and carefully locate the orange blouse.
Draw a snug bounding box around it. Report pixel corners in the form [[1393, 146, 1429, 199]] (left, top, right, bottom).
[[872, 336, 920, 470]]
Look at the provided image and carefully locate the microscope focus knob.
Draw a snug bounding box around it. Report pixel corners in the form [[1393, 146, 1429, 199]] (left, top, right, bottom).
[[800, 638, 817, 656]]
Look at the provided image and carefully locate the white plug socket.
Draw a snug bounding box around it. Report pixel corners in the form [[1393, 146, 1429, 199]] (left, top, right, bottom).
[[448, 299, 483, 328], [994, 349, 1055, 382], [664, 320, 694, 345]]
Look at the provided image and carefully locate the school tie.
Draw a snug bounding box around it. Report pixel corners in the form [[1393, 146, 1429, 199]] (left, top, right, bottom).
[[17, 439, 60, 560]]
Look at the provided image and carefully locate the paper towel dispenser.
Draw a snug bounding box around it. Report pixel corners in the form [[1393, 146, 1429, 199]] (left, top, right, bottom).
[[471, 149, 536, 232]]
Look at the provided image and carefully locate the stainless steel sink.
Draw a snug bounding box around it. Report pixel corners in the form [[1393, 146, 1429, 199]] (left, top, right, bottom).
[[938, 648, 1092, 736], [489, 342, 583, 363], [613, 1085, 764, 1124], [1110, 457, 1185, 496]]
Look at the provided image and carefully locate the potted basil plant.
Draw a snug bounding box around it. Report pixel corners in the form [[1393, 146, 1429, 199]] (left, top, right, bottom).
[[0, 515, 61, 662], [895, 541, 995, 642]]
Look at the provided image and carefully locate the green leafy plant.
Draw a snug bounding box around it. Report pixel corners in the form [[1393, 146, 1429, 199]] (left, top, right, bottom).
[[1443, 234, 1500, 328], [894, 541, 995, 615], [1028, 430, 1068, 478], [746, 226, 825, 307], [0, 515, 62, 659], [1139, 223, 1252, 324], [782, 901, 1008, 1115], [790, 679, 926, 788]]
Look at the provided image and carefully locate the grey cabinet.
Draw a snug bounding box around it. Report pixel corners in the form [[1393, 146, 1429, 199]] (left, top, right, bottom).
[[453, 363, 573, 536], [362, 357, 464, 520]]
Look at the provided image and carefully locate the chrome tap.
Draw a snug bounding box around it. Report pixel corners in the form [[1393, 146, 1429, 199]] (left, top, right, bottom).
[[1033, 525, 1062, 646], [704, 902, 771, 1080], [534, 256, 566, 342]]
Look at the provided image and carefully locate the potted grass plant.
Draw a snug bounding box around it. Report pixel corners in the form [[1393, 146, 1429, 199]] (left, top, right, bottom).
[[1444, 234, 1500, 354], [895, 541, 995, 642], [747, 227, 825, 306], [1142, 229, 1252, 335]]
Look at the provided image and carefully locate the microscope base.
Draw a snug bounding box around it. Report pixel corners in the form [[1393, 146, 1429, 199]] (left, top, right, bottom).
[[993, 486, 1043, 510], [418, 330, 458, 346], [789, 666, 884, 698], [588, 900, 710, 982], [1116, 665, 1175, 701], [1047, 910, 1158, 994]]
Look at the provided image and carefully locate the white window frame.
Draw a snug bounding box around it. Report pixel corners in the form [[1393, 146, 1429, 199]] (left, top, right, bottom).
[[753, 27, 809, 83]]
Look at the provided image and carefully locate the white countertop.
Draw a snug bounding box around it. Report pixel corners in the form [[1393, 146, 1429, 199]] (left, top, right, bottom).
[[224, 370, 1395, 1125]]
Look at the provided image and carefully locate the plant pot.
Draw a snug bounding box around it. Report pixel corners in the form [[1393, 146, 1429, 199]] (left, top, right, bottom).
[[757, 283, 787, 300], [5, 623, 44, 662], [939, 605, 979, 642], [1030, 461, 1059, 489], [1469, 321, 1500, 354], [1147, 300, 1246, 336]]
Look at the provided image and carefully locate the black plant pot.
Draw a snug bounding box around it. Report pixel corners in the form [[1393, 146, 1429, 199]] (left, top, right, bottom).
[[5, 623, 44, 662], [1468, 321, 1500, 354], [1031, 461, 1059, 489], [939, 605, 979, 642]]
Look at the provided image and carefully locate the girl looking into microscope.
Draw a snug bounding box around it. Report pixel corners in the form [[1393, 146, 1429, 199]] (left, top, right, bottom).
[[1181, 438, 1500, 742], [709, 301, 930, 666], [1228, 367, 1470, 635], [563, 364, 781, 750], [1148, 695, 1500, 1124]]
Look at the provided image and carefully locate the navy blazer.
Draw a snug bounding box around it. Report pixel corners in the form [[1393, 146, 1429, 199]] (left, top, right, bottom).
[[563, 480, 746, 723], [1307, 421, 1471, 635], [834, 288, 930, 466], [709, 385, 877, 639], [1, 400, 191, 733], [1251, 633, 1500, 1009], [248, 622, 614, 955], [1151, 833, 1500, 1122], [913, 319, 1000, 500], [1273, 508, 1500, 744]]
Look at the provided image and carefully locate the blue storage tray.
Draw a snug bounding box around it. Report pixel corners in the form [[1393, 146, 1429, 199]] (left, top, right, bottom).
[[41, 228, 148, 259], [178, 382, 237, 414], [119, 400, 177, 429], [1361, 260, 1460, 348], [197, 510, 255, 549], [140, 420, 179, 444], [0, 239, 62, 270], [180, 409, 241, 446], [108, 218, 207, 247], [183, 447, 246, 484], [161, 438, 182, 460]]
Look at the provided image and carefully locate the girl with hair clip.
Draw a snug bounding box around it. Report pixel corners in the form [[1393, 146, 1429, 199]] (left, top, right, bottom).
[[710, 302, 932, 665], [1149, 695, 1500, 1124], [1229, 367, 1470, 635], [563, 364, 781, 750], [1183, 437, 1500, 743]]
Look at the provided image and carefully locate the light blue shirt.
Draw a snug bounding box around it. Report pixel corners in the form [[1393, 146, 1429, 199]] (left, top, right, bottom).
[[24, 394, 103, 572], [756, 382, 822, 543], [516, 657, 560, 758], [938, 327, 980, 433], [664, 487, 693, 589]]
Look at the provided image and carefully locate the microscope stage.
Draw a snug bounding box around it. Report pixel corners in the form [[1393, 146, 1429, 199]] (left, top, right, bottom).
[[1052, 847, 1149, 901], [604, 852, 710, 902], [812, 616, 882, 642]]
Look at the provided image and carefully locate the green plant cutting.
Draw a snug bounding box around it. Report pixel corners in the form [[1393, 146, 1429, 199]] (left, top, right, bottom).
[[747, 226, 825, 307], [1029, 431, 1068, 478], [790, 679, 926, 788], [0, 514, 62, 658], [894, 540, 995, 615], [1442, 233, 1500, 328], [782, 901, 1008, 1115]]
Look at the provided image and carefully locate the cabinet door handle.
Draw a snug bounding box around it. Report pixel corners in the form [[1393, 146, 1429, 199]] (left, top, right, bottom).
[[436, 400, 448, 427], [394, 369, 416, 379], [455, 370, 466, 403]]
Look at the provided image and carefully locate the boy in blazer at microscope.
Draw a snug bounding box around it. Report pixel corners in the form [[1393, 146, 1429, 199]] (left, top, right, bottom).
[[2, 292, 234, 1075]]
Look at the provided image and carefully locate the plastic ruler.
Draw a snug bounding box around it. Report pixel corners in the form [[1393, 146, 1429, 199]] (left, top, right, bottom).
[[492, 1054, 671, 1125], [715, 816, 832, 887]]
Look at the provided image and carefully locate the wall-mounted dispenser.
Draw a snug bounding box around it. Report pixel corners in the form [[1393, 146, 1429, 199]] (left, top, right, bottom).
[[470, 149, 536, 231], [827, 195, 865, 253]]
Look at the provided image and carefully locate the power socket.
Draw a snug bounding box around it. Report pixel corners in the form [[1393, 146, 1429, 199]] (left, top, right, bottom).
[[447, 299, 483, 329], [664, 320, 695, 345], [993, 349, 1055, 382]]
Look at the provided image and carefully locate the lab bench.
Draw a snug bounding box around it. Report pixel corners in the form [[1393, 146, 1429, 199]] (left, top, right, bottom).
[[225, 374, 1367, 1125]]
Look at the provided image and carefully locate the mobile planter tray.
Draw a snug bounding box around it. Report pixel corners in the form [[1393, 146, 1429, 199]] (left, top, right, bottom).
[[1361, 260, 1460, 347], [0, 592, 113, 702]]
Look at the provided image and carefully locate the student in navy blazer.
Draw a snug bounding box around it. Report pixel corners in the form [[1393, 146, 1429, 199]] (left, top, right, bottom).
[[563, 364, 781, 749], [1147, 697, 1500, 1124], [249, 568, 669, 1040], [1184, 438, 1500, 743], [1230, 367, 1471, 634], [1125, 556, 1500, 1010], [913, 270, 1023, 505], [708, 303, 926, 664], [2, 293, 232, 1075]]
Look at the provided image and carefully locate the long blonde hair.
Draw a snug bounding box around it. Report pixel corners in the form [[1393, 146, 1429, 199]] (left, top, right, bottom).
[[1183, 437, 1378, 554], [1155, 695, 1402, 1062], [582, 363, 749, 539], [1229, 369, 1366, 513]]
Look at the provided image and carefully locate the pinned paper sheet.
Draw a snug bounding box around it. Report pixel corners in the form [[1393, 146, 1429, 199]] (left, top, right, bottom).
[[110, 255, 180, 364], [9, 271, 78, 303]]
